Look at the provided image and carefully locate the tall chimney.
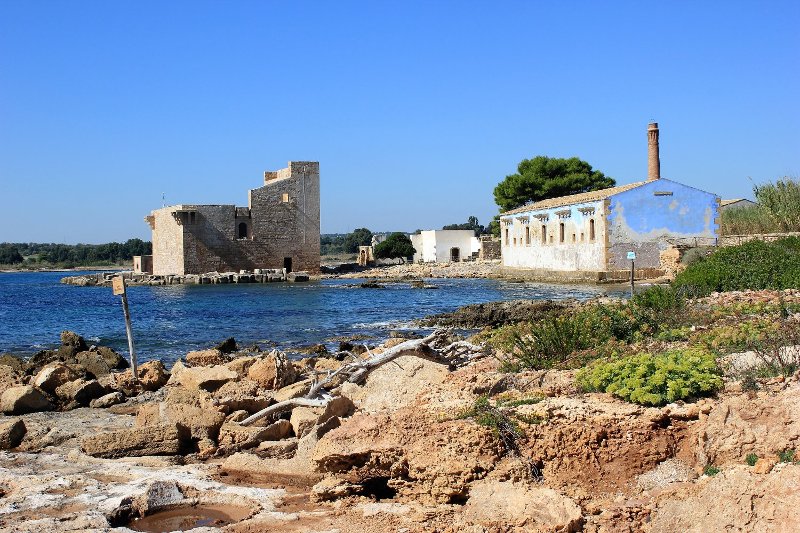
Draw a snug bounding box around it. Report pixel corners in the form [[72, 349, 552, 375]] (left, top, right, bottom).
[[647, 122, 660, 181]]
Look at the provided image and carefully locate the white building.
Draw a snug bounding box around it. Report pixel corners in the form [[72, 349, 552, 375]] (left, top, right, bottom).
[[410, 230, 480, 263]]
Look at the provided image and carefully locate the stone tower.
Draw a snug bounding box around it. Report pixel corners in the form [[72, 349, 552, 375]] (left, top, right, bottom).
[[647, 122, 660, 181]]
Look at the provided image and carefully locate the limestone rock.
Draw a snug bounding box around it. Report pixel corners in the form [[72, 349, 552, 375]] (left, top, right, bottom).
[[1, 385, 54, 415], [256, 438, 298, 458], [95, 346, 128, 370], [459, 479, 583, 531], [0, 364, 23, 396], [55, 378, 105, 406], [218, 423, 282, 452], [272, 379, 311, 403], [90, 391, 125, 408], [225, 355, 259, 378], [637, 458, 697, 492], [247, 351, 297, 390], [75, 351, 112, 378], [0, 353, 25, 372], [0, 418, 26, 449], [290, 407, 320, 438], [186, 349, 227, 367], [136, 401, 225, 442], [168, 364, 237, 392], [138, 360, 169, 391], [311, 477, 363, 502], [256, 419, 293, 440], [212, 379, 272, 413], [60, 330, 88, 351], [33, 363, 80, 394], [80, 423, 182, 458]]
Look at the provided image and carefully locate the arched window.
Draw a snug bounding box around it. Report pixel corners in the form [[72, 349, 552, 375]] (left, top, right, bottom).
[[589, 219, 595, 241], [559, 222, 565, 243], [238, 222, 248, 239]]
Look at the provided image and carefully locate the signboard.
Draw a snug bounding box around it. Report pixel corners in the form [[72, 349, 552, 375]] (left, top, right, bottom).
[[112, 276, 126, 296], [626, 251, 636, 261]]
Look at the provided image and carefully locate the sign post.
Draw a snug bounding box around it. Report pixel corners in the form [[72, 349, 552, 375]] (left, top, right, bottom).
[[626, 251, 636, 298], [113, 276, 139, 382]]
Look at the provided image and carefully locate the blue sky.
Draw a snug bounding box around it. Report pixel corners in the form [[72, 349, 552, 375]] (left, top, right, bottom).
[[1, 1, 797, 243]]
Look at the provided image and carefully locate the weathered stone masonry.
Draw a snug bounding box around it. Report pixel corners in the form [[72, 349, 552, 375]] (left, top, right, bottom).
[[146, 161, 320, 276]]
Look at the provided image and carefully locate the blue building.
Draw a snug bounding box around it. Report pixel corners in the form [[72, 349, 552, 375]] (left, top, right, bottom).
[[500, 124, 719, 276]]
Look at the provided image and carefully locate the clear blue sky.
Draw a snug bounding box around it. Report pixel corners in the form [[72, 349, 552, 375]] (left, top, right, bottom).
[[1, 1, 797, 243]]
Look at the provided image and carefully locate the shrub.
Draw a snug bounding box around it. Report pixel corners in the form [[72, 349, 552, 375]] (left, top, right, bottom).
[[778, 449, 797, 464], [746, 453, 759, 466], [744, 319, 800, 377], [698, 319, 780, 354], [703, 465, 720, 476], [576, 348, 723, 406], [674, 239, 800, 295]]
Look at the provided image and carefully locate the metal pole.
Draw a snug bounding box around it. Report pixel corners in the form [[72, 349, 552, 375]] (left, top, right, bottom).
[[630, 260, 635, 298], [118, 279, 139, 382]]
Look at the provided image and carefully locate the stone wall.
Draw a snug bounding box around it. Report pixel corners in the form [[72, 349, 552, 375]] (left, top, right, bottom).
[[478, 236, 501, 260], [149, 208, 185, 276]]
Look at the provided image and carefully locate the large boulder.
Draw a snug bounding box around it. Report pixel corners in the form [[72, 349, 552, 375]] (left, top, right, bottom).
[[168, 363, 236, 392], [457, 479, 583, 531], [80, 423, 182, 458], [247, 351, 297, 390], [0, 418, 26, 449], [75, 351, 112, 378], [1, 385, 54, 415], [33, 363, 80, 394], [212, 379, 272, 413], [55, 378, 105, 407], [136, 402, 226, 443], [186, 349, 227, 367], [94, 346, 128, 370], [217, 420, 291, 452], [0, 365, 23, 396], [290, 397, 355, 438]]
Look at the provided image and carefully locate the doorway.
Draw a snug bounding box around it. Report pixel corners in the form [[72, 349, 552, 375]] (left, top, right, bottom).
[[450, 247, 460, 262], [283, 257, 293, 273]]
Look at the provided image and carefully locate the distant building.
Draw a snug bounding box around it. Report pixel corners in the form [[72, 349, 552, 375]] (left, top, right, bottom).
[[720, 198, 756, 211], [145, 161, 320, 276], [410, 230, 480, 263], [500, 123, 719, 274]]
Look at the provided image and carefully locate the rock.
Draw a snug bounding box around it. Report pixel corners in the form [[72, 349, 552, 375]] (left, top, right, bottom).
[[214, 337, 238, 354], [212, 379, 272, 413], [55, 378, 105, 406], [225, 355, 259, 378], [137, 401, 226, 442], [33, 363, 80, 394], [186, 349, 227, 367], [90, 391, 125, 408], [168, 364, 237, 392], [753, 457, 778, 474], [697, 388, 800, 466], [75, 351, 112, 378], [311, 477, 363, 501], [60, 330, 88, 351], [80, 423, 182, 458], [247, 351, 297, 390], [218, 423, 281, 451], [0, 418, 26, 449], [339, 355, 449, 414], [1, 385, 54, 415], [0, 353, 25, 371], [290, 407, 320, 438], [296, 344, 329, 356], [649, 466, 800, 532], [255, 419, 293, 440], [637, 458, 697, 491], [273, 379, 311, 403], [138, 360, 169, 391], [459, 480, 583, 531], [95, 346, 128, 370], [0, 364, 23, 396], [256, 438, 298, 458]]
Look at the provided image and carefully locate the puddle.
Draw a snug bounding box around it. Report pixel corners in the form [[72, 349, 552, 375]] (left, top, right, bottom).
[[128, 504, 251, 532]]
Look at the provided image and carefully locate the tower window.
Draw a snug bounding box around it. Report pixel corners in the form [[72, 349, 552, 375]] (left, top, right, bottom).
[[589, 219, 596, 241], [559, 223, 565, 243], [282, 193, 290, 203]]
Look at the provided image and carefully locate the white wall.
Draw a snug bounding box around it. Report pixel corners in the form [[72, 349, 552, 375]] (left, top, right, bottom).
[[500, 200, 607, 272], [412, 230, 479, 263]]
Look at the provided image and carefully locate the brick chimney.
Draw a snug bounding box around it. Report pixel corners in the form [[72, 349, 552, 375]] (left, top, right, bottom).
[[647, 122, 660, 181]]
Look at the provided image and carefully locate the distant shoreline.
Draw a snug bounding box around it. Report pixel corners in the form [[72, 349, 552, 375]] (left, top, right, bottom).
[[0, 266, 128, 274]]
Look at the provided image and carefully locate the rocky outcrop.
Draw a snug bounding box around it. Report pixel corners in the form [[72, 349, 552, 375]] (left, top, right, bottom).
[[247, 351, 297, 390], [1, 385, 54, 415], [185, 348, 228, 367], [32, 363, 80, 393], [0, 418, 26, 449], [80, 423, 182, 458], [168, 361, 236, 392], [55, 378, 105, 407]]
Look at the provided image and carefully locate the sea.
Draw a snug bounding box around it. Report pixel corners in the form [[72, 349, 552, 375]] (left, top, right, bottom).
[[0, 271, 622, 365]]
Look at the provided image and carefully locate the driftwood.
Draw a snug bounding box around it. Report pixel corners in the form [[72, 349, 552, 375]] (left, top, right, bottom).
[[239, 332, 465, 427]]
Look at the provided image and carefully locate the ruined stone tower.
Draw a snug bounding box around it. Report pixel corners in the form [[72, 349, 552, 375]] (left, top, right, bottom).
[[647, 122, 660, 181]]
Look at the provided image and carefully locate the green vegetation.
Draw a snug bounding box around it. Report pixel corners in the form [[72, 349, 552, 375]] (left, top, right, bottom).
[[0, 239, 151, 269], [320, 228, 373, 256], [746, 453, 759, 466], [493, 156, 615, 213], [374, 232, 415, 262], [576, 348, 723, 406], [778, 449, 797, 464], [674, 238, 800, 295], [442, 215, 486, 236], [720, 177, 800, 235], [703, 465, 720, 476]]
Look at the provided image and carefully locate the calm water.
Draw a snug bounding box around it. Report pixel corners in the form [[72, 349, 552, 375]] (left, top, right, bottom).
[[0, 271, 619, 364]]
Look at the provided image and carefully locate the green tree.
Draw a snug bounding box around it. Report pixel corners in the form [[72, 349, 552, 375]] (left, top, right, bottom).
[[0, 245, 24, 264], [443, 215, 486, 236], [493, 156, 615, 213], [343, 228, 373, 253], [374, 232, 416, 263]]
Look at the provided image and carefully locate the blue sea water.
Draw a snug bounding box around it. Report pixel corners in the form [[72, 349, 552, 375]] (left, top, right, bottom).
[[0, 271, 621, 364]]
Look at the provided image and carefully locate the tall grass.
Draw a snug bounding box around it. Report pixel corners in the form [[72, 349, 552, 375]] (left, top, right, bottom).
[[721, 177, 800, 235]]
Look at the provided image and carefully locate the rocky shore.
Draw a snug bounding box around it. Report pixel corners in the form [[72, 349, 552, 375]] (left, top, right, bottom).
[[327, 260, 502, 280], [1, 291, 799, 532]]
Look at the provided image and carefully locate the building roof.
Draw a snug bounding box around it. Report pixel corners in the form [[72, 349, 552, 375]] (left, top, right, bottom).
[[501, 181, 648, 216], [720, 198, 755, 207]]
